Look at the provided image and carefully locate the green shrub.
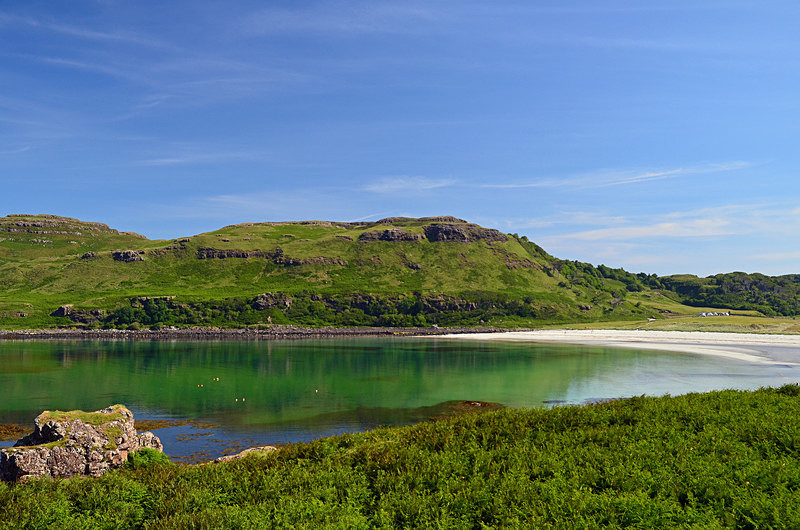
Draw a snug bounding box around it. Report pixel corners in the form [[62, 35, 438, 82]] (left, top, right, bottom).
[[125, 448, 172, 470]]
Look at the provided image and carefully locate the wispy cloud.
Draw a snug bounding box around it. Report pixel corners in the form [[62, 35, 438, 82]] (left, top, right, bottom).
[[241, 3, 436, 36], [6, 13, 168, 49], [560, 218, 736, 241], [134, 148, 263, 167], [754, 251, 800, 262], [0, 146, 31, 155], [364, 176, 456, 194], [483, 161, 751, 191]]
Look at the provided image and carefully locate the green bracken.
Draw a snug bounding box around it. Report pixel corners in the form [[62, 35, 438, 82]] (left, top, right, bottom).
[[3, 386, 800, 527]]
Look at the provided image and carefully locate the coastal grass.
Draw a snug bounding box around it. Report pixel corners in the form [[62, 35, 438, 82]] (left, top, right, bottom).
[[4, 386, 800, 527]]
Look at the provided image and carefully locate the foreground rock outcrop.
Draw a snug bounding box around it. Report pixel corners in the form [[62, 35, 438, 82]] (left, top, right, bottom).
[[0, 405, 162, 482]]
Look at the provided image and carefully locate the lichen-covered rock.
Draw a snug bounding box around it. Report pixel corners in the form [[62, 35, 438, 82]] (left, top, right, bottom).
[[0, 405, 162, 482], [111, 250, 145, 262]]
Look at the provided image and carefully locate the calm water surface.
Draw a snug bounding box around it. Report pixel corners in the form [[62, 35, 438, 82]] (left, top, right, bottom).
[[1, 338, 796, 461]]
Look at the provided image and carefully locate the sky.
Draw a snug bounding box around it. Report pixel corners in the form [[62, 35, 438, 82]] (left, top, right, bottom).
[[2, 1, 800, 277]]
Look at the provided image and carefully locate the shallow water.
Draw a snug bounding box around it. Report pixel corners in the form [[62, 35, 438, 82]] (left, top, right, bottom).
[[1, 337, 797, 461]]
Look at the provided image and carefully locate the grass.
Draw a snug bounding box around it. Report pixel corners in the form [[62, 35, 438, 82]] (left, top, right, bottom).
[[38, 405, 127, 427], [0, 215, 649, 330], [2, 214, 797, 332], [3, 386, 800, 527]]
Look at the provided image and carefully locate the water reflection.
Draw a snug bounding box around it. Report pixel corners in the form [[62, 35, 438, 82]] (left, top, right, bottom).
[[1, 337, 795, 460]]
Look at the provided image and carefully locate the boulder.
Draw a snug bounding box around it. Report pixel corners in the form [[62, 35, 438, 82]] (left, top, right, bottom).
[[111, 250, 144, 262], [0, 405, 162, 482]]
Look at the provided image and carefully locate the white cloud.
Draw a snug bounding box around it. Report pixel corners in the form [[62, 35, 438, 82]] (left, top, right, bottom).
[[559, 219, 736, 241], [364, 176, 456, 194], [483, 161, 751, 191], [754, 251, 800, 261]]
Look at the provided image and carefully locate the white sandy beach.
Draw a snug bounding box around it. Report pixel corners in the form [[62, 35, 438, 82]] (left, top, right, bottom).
[[443, 329, 800, 366]]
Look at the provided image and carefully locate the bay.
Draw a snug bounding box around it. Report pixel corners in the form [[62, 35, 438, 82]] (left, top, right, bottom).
[[0, 337, 795, 462]]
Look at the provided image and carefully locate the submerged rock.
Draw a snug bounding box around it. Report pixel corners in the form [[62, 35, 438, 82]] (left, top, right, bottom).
[[0, 405, 162, 482]]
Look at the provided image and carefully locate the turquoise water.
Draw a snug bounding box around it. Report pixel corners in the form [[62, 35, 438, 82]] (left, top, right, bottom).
[[1, 338, 796, 461]]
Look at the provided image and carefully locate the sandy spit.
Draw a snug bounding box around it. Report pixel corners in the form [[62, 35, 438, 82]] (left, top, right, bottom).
[[440, 329, 800, 365]]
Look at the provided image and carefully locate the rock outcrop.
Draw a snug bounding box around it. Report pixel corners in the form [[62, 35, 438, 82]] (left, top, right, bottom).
[[197, 247, 346, 266], [112, 250, 145, 262], [197, 247, 266, 259], [252, 293, 293, 311], [0, 405, 162, 482], [358, 229, 425, 242], [50, 304, 73, 317], [423, 223, 508, 243]]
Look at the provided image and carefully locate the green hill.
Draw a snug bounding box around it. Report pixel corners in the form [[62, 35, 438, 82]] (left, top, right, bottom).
[[0, 214, 655, 329], [2, 213, 798, 330]]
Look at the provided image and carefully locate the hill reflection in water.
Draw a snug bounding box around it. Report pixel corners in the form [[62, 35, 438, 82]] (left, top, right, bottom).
[[1, 338, 794, 461]]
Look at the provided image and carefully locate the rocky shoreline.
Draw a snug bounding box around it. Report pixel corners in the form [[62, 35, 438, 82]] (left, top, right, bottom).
[[0, 325, 513, 341]]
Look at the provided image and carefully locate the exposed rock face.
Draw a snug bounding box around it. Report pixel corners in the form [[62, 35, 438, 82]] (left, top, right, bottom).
[[358, 229, 425, 242], [252, 293, 293, 311], [197, 247, 346, 266], [51, 304, 73, 317], [0, 215, 123, 236], [423, 223, 508, 243], [274, 256, 348, 266], [112, 250, 145, 262], [374, 216, 467, 225], [80, 252, 98, 259], [0, 405, 162, 482], [197, 247, 262, 259]]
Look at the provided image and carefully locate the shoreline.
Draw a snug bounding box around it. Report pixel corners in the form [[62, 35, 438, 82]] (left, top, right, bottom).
[[0, 325, 507, 341], [441, 329, 800, 365], [3, 326, 799, 365]]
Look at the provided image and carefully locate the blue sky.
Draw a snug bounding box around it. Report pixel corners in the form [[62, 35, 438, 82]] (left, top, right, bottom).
[[2, 1, 800, 276]]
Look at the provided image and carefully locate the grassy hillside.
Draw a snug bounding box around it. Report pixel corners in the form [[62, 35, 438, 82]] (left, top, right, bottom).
[[0, 214, 652, 329], [4, 386, 800, 527], [1, 213, 797, 330]]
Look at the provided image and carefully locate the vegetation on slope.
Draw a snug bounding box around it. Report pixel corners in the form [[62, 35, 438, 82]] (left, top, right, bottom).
[[1, 214, 798, 330], [3, 386, 800, 527], [0, 214, 649, 329]]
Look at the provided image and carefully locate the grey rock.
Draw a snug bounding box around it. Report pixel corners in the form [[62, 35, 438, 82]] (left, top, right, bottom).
[[252, 293, 293, 311], [112, 250, 144, 262], [0, 405, 163, 482], [50, 304, 73, 317], [358, 229, 425, 242], [423, 223, 508, 243]]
